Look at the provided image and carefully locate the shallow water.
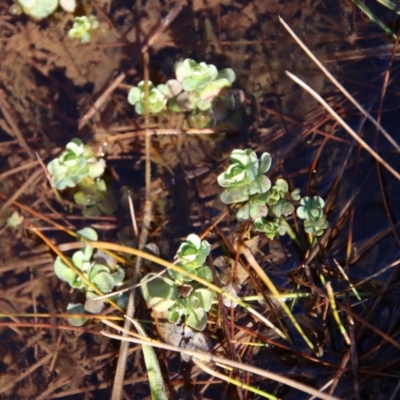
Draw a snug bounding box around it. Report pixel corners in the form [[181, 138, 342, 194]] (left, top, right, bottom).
[[1, 0, 400, 399]]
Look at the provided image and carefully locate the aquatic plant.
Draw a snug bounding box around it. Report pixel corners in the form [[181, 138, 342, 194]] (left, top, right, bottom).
[[47, 138, 105, 190], [17, 0, 58, 19], [141, 234, 215, 331], [127, 58, 242, 125], [53, 228, 125, 325], [217, 148, 329, 242], [68, 15, 99, 43], [296, 196, 329, 236], [47, 138, 116, 216], [16, 0, 76, 19], [128, 81, 169, 115]]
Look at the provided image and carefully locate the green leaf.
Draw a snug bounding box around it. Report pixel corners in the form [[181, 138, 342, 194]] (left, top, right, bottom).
[[186, 308, 207, 331], [194, 289, 213, 312], [54, 257, 77, 285], [141, 273, 178, 303], [168, 309, 181, 323], [6, 211, 23, 227], [196, 266, 213, 282], [91, 271, 115, 293], [66, 303, 88, 326], [258, 152, 272, 174], [220, 185, 250, 204], [236, 203, 250, 221], [127, 87, 141, 105], [149, 298, 176, 311], [217, 68, 236, 84], [77, 227, 98, 242], [111, 268, 125, 285], [129, 318, 168, 400], [249, 174, 271, 195], [19, 0, 58, 19]]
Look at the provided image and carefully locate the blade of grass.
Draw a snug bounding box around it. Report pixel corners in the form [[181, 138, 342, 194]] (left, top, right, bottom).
[[284, 71, 400, 182], [128, 317, 168, 400], [86, 241, 288, 340], [333, 259, 366, 310], [326, 282, 351, 345], [240, 246, 315, 351], [376, 0, 400, 14], [101, 319, 340, 400], [352, 0, 397, 38], [192, 357, 279, 400], [278, 16, 400, 153]]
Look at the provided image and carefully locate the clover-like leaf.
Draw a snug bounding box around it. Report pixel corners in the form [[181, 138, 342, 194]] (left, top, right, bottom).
[[176, 234, 210, 267], [217, 68, 236, 84], [249, 174, 271, 195], [186, 308, 207, 331], [141, 273, 178, 304], [193, 289, 213, 312], [91, 269, 114, 293], [196, 266, 213, 282], [220, 185, 250, 204], [149, 298, 176, 312], [68, 15, 99, 44], [54, 257, 77, 286], [127, 87, 141, 106]]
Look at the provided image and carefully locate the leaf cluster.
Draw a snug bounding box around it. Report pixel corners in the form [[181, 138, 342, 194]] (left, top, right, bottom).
[[296, 196, 329, 236], [68, 15, 99, 43], [217, 149, 329, 241], [53, 228, 125, 325], [141, 234, 215, 331], [127, 58, 243, 126], [47, 138, 116, 216]]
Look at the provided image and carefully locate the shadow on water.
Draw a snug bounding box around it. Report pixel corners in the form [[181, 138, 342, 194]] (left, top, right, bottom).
[[1, 0, 400, 398]]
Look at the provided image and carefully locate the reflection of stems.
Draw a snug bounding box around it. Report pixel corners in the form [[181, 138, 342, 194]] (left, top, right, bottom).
[[280, 217, 300, 247]]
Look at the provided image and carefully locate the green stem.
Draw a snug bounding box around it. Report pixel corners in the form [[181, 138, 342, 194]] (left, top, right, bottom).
[[279, 217, 300, 247]]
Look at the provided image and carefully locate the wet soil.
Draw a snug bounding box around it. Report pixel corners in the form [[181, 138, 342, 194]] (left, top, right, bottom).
[[1, 0, 400, 399]]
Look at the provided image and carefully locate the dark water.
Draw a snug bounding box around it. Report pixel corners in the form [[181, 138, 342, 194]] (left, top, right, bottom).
[[1, 0, 400, 399]]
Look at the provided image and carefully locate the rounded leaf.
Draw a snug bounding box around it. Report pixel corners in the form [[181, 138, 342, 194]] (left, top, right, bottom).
[[220, 185, 250, 204], [141, 273, 178, 303], [127, 87, 141, 106], [194, 289, 213, 312], [258, 152, 272, 174], [19, 0, 58, 19], [77, 227, 98, 242], [92, 271, 115, 293], [54, 257, 76, 284], [149, 298, 176, 312], [66, 303, 88, 326], [186, 308, 207, 331]]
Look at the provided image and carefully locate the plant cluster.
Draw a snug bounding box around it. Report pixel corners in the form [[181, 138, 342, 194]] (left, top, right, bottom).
[[217, 148, 329, 241], [127, 58, 243, 127], [68, 15, 99, 43], [296, 196, 329, 236], [53, 228, 126, 325], [47, 138, 116, 216], [16, 0, 76, 19], [141, 234, 215, 331]]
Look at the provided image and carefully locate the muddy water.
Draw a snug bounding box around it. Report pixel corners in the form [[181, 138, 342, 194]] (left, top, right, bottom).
[[1, 0, 400, 399]]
